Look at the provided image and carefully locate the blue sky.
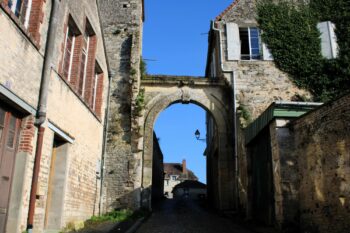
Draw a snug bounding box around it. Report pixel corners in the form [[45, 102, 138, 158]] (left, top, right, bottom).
[[143, 0, 233, 183]]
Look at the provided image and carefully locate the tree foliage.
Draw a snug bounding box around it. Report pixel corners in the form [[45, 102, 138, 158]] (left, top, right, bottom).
[[257, 0, 350, 101]]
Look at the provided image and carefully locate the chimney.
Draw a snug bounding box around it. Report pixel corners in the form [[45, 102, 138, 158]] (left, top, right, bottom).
[[182, 159, 187, 175]]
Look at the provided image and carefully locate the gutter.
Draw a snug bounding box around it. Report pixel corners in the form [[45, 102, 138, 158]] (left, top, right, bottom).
[[211, 20, 239, 210], [27, 0, 59, 231]]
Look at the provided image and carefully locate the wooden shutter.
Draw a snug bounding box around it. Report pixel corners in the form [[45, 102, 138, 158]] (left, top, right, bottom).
[[262, 42, 273, 60], [317, 21, 338, 59], [226, 23, 241, 60]]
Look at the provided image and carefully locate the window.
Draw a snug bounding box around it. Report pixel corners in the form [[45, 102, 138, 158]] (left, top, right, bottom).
[[7, 0, 31, 26], [60, 17, 102, 116], [78, 20, 96, 99], [78, 30, 89, 97], [61, 21, 78, 81], [0, 108, 5, 141], [240, 27, 261, 60], [171, 175, 177, 181], [6, 116, 16, 148], [91, 63, 102, 111]]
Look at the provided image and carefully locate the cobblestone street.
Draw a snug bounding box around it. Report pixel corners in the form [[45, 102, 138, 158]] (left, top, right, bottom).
[[135, 198, 254, 233]]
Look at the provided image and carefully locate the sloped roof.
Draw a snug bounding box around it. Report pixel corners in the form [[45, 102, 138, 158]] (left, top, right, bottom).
[[164, 163, 197, 180], [245, 101, 322, 145], [215, 0, 241, 21], [173, 180, 207, 190]]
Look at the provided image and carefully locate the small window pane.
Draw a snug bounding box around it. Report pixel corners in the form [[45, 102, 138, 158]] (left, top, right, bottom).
[[240, 28, 250, 59], [6, 131, 15, 149], [251, 48, 260, 55], [9, 115, 16, 131], [0, 108, 5, 143], [62, 28, 74, 79], [0, 108, 5, 125], [250, 28, 259, 37], [250, 39, 260, 49], [6, 116, 16, 149]]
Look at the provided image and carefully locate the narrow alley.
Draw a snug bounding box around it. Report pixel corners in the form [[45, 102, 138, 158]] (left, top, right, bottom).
[[134, 198, 254, 233]]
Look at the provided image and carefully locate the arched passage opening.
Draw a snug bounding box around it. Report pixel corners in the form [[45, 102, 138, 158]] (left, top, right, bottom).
[[139, 82, 235, 210]]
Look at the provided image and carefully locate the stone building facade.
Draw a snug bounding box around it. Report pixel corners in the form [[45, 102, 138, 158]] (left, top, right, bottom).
[[0, 0, 109, 232], [97, 0, 144, 212], [204, 0, 312, 216], [205, 0, 311, 124]]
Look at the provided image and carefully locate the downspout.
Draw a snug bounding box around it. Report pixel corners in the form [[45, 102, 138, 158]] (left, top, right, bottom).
[[97, 69, 113, 216], [27, 0, 59, 232], [211, 20, 239, 210]]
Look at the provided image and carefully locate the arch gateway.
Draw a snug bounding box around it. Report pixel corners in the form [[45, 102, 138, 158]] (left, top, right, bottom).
[[138, 75, 236, 210]]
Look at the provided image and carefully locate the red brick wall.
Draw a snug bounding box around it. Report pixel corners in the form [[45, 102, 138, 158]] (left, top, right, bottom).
[[94, 73, 104, 118], [28, 0, 45, 44], [18, 115, 36, 154]]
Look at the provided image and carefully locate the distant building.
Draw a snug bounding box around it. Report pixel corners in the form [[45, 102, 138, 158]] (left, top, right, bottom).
[[173, 180, 206, 200], [163, 160, 197, 198]]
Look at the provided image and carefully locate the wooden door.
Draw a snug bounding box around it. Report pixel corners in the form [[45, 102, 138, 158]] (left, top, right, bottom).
[[44, 143, 57, 228], [0, 106, 21, 232]]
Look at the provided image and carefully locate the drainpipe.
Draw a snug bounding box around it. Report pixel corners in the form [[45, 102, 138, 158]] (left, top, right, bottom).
[[98, 70, 113, 215], [211, 20, 239, 210], [27, 0, 59, 232]]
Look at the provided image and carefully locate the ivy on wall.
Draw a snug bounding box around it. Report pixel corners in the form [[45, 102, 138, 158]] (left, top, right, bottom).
[[257, 0, 350, 101]]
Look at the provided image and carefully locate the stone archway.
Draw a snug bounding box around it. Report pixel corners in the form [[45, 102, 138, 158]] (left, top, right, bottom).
[[139, 76, 235, 210]]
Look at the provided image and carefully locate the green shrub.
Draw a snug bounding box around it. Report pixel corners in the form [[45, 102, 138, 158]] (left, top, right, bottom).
[[87, 209, 133, 224], [257, 0, 350, 101]]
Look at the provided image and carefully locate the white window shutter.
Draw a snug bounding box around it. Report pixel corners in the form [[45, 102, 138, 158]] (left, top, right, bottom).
[[262, 42, 273, 60], [317, 21, 338, 59], [226, 23, 240, 60], [329, 22, 338, 58]]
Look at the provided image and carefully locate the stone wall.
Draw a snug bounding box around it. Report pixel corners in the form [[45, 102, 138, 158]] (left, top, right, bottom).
[[270, 119, 299, 229], [97, 0, 144, 211], [292, 94, 350, 233], [244, 94, 350, 232], [0, 7, 44, 109], [210, 0, 311, 125], [151, 132, 164, 202]]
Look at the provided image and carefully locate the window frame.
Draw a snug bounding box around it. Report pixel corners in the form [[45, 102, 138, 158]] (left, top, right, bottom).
[[61, 25, 76, 81], [5, 0, 32, 27], [78, 31, 90, 97], [239, 27, 262, 61]]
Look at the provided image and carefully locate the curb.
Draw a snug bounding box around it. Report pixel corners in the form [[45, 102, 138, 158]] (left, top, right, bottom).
[[124, 217, 144, 233], [125, 212, 152, 233]]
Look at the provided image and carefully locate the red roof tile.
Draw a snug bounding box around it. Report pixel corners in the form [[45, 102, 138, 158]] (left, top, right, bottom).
[[164, 163, 197, 180], [215, 0, 241, 22]]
